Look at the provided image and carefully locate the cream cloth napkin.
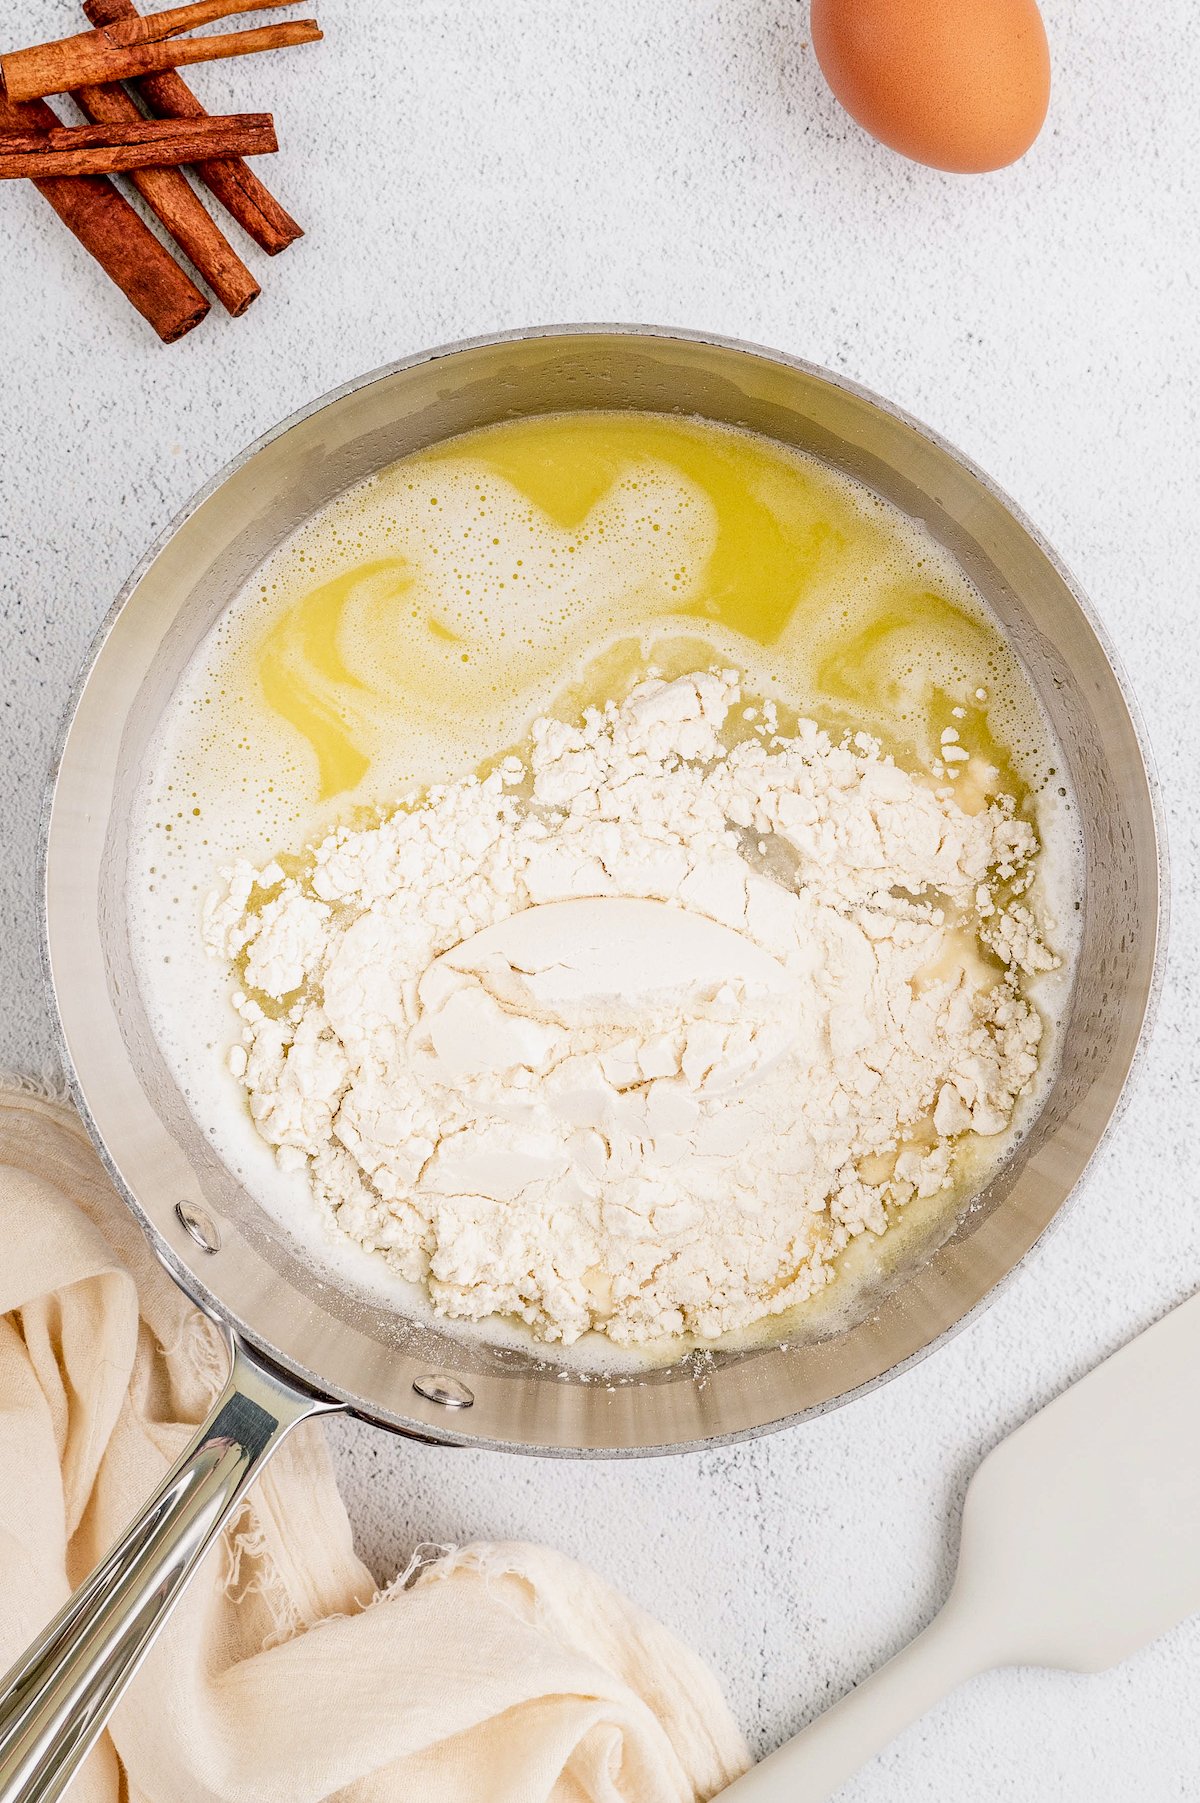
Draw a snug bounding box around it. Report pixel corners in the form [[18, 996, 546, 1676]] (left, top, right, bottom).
[[0, 1090, 749, 1803]]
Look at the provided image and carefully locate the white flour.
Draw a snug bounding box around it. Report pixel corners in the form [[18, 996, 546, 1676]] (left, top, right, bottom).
[[205, 671, 1056, 1346]]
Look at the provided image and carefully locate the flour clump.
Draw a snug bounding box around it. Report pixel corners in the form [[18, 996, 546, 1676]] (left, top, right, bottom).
[[205, 671, 1055, 1346]]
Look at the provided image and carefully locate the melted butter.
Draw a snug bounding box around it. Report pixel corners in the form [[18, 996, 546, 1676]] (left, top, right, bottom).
[[239, 413, 1047, 815], [425, 411, 851, 643], [256, 560, 408, 798]]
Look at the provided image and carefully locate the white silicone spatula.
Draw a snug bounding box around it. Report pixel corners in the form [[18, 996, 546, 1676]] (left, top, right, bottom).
[[722, 1289, 1200, 1800]]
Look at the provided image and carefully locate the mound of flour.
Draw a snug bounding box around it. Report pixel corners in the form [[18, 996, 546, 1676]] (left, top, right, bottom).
[[205, 671, 1055, 1346]]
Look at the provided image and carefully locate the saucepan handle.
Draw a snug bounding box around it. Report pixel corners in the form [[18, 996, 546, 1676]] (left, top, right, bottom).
[[0, 1335, 338, 1803]]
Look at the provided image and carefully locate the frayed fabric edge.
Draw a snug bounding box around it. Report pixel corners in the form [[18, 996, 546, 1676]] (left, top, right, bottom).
[[220, 1503, 308, 1651], [0, 1069, 73, 1107], [385, 1542, 456, 1598]]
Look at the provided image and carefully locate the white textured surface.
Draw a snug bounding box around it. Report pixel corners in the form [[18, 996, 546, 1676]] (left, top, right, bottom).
[[1, 0, 1197, 1792]]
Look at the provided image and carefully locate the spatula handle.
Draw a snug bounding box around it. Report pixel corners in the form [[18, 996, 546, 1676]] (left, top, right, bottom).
[[720, 1594, 989, 1801]]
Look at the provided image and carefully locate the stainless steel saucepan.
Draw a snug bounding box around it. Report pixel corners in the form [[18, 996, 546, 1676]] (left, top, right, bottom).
[[0, 327, 1164, 1802]]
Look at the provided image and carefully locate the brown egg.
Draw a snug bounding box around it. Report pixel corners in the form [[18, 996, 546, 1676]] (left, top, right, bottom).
[[811, 0, 1051, 174]]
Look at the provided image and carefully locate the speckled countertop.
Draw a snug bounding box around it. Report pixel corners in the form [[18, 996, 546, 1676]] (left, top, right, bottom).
[[2, 2, 1198, 1793]]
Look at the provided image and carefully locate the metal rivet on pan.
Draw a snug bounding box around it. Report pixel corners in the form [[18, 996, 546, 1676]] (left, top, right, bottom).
[[412, 1373, 474, 1409], [175, 1200, 221, 1253]]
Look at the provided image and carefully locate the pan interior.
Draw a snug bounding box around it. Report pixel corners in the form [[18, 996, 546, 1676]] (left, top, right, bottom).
[[45, 330, 1160, 1453]]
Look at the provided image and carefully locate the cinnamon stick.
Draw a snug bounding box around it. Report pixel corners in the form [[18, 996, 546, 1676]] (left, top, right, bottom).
[[83, 0, 301, 255], [0, 113, 278, 180], [79, 0, 305, 45], [0, 89, 207, 340], [0, 18, 322, 105], [73, 80, 259, 314]]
